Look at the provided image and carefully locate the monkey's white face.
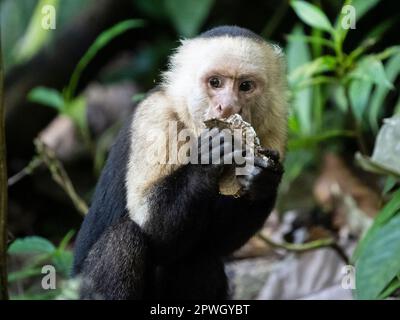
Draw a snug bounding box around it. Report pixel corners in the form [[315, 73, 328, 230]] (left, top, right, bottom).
[[163, 36, 286, 137], [200, 69, 264, 122]]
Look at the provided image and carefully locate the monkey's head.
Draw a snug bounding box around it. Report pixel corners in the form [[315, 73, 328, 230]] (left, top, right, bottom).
[[162, 26, 288, 157]]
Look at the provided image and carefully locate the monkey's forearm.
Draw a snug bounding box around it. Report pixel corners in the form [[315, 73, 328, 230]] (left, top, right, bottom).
[[143, 164, 220, 264], [209, 189, 278, 255]]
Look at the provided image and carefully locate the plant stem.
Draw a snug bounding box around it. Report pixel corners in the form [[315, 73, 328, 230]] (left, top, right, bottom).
[[0, 32, 9, 300], [258, 233, 349, 264], [34, 139, 89, 216]]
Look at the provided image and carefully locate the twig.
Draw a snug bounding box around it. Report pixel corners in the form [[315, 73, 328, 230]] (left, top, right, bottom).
[[7, 157, 42, 187], [34, 139, 89, 216], [0, 32, 9, 300], [257, 233, 349, 264]]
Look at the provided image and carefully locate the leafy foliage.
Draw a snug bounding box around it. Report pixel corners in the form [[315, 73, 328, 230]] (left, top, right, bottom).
[[288, 0, 400, 299], [8, 231, 75, 300]]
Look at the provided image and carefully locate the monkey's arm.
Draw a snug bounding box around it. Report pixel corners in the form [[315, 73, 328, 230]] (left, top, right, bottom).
[[79, 215, 148, 300], [209, 153, 283, 255], [142, 163, 220, 264]]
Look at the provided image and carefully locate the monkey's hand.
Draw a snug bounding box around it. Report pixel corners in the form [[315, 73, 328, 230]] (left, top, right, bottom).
[[237, 148, 283, 201], [197, 127, 243, 172]]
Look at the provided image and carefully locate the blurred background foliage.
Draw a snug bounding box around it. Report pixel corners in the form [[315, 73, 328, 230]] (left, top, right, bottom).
[[1, 0, 400, 299]]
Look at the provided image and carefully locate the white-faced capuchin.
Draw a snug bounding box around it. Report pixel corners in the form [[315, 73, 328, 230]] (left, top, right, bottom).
[[72, 25, 288, 299]]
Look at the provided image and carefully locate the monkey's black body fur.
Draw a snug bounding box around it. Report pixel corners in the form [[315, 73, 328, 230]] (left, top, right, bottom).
[[72, 111, 282, 299], [72, 26, 284, 299]]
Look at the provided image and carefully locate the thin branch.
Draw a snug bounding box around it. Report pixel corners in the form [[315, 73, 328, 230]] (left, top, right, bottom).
[[34, 139, 88, 216], [258, 233, 349, 264], [0, 30, 9, 300], [7, 157, 42, 187]]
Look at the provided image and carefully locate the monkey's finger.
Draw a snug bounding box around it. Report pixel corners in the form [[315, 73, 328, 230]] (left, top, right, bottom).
[[259, 148, 280, 161], [254, 156, 270, 169]]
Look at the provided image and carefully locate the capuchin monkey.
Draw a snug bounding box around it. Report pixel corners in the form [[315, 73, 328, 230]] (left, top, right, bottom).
[[72, 25, 288, 299]]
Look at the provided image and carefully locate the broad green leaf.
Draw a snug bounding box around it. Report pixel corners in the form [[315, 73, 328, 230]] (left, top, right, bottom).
[[66, 19, 144, 100], [165, 0, 214, 37], [290, 1, 333, 32], [334, 0, 379, 43], [353, 188, 400, 261], [1, 0, 37, 69], [287, 25, 313, 135], [383, 176, 398, 196], [8, 236, 56, 255], [378, 276, 400, 299], [13, 0, 58, 64], [369, 53, 400, 131], [286, 34, 335, 49], [8, 267, 43, 283], [355, 214, 400, 299], [331, 85, 348, 113], [288, 130, 355, 150], [349, 56, 394, 89], [289, 55, 336, 85], [52, 251, 73, 277], [349, 78, 373, 123], [28, 87, 64, 111]]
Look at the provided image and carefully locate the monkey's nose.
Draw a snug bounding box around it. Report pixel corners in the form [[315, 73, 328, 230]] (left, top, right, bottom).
[[216, 104, 234, 118]]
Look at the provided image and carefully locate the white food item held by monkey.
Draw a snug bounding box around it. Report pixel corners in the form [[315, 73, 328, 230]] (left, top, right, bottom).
[[72, 25, 288, 299]]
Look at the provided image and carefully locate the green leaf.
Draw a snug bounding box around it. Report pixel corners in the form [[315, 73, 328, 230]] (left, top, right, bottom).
[[353, 188, 400, 262], [287, 25, 313, 135], [331, 84, 348, 113], [289, 55, 336, 85], [13, 0, 58, 63], [165, 0, 214, 37], [8, 236, 56, 255], [8, 267, 43, 283], [28, 87, 64, 111], [355, 214, 400, 299], [290, 1, 333, 32], [286, 34, 335, 49], [349, 56, 394, 89], [369, 53, 400, 132], [349, 78, 373, 123], [378, 276, 400, 299], [288, 130, 355, 150], [66, 19, 144, 100], [52, 251, 73, 277], [383, 176, 398, 196]]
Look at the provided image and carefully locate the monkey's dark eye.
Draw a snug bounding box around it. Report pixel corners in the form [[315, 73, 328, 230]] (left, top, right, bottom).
[[209, 77, 222, 88], [239, 81, 254, 92]]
